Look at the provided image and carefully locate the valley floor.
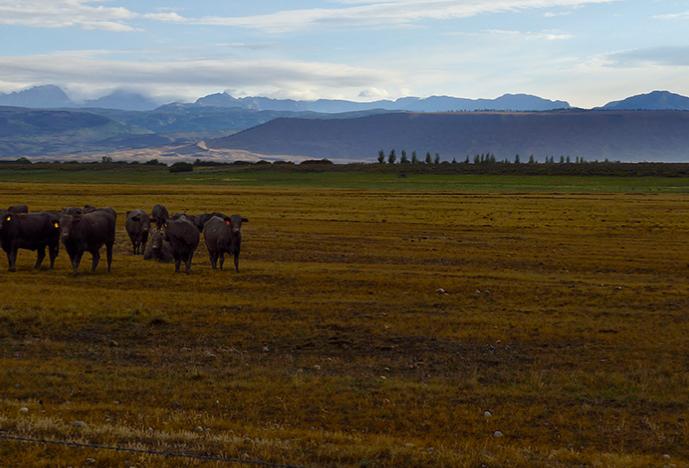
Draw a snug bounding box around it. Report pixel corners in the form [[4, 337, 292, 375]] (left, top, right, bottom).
[[1, 177, 688, 466]]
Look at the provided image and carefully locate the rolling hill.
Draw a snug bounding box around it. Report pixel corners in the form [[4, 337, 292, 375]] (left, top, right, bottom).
[[208, 111, 689, 162], [0, 106, 171, 156], [601, 91, 689, 111]]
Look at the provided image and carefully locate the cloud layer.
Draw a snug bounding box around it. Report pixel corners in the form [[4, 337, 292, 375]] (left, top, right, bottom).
[[0, 53, 390, 101], [0, 0, 614, 32]]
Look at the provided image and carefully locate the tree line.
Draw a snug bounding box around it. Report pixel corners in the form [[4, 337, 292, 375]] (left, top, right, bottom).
[[377, 150, 604, 165]]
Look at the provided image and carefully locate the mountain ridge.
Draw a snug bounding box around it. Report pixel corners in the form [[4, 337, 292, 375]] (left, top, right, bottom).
[[195, 92, 571, 113], [601, 90, 689, 111], [208, 110, 689, 162]]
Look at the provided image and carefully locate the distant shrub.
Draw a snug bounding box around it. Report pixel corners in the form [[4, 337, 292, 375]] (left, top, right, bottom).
[[169, 162, 194, 173], [15, 157, 32, 164], [300, 159, 333, 165], [145, 159, 162, 166], [255, 160, 271, 165]]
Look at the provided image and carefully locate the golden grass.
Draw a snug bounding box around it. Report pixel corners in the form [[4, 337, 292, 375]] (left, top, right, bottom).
[[1, 182, 688, 466]]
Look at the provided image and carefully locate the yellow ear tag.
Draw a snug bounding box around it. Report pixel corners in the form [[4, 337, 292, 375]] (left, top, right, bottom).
[[4, 216, 10, 222], [53, 222, 60, 228]]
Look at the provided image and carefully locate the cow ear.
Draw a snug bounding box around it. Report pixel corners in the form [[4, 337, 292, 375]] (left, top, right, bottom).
[[241, 217, 249, 223]]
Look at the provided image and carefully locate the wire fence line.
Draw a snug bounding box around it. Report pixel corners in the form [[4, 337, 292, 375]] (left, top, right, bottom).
[[0, 431, 304, 467]]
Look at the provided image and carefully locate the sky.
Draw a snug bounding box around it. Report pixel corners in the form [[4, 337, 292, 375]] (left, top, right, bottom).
[[0, 0, 687, 107]]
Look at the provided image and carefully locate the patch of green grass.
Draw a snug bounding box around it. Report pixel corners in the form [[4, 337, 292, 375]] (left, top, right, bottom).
[[5, 165, 689, 192]]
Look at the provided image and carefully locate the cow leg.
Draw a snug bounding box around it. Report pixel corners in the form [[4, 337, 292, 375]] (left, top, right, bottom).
[[209, 252, 217, 270], [175, 259, 181, 273], [219, 253, 225, 271], [234, 252, 240, 273], [7, 248, 17, 272], [185, 254, 193, 274], [106, 243, 113, 272], [49, 243, 58, 270], [72, 252, 83, 274], [34, 247, 46, 270], [91, 250, 101, 273]]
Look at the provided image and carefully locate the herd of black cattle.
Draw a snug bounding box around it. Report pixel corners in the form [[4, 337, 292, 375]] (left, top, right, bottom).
[[0, 203, 248, 274]]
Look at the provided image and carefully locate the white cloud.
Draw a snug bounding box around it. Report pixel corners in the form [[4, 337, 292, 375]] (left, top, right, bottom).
[[0, 0, 137, 31], [481, 29, 574, 40], [654, 11, 689, 20], [0, 0, 617, 32], [0, 53, 394, 101], [180, 0, 615, 33]]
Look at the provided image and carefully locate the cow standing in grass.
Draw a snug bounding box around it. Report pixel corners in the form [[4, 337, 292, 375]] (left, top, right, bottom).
[[152, 204, 169, 229], [203, 215, 248, 272], [126, 209, 151, 255], [60, 209, 116, 274], [0, 212, 61, 271], [163, 215, 199, 273]]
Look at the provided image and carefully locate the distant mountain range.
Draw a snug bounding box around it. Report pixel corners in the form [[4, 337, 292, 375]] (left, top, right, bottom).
[[82, 90, 160, 112], [0, 85, 74, 108], [3, 85, 689, 113], [0, 104, 387, 157], [208, 111, 689, 162], [2, 86, 689, 161], [0, 86, 160, 111], [194, 92, 571, 113]]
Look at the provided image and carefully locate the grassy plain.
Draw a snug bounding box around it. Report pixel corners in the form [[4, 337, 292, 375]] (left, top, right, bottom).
[[1, 170, 688, 466]]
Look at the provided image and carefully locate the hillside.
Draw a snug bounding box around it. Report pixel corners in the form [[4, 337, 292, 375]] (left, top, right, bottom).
[[0, 106, 170, 156], [601, 91, 689, 111], [90, 105, 388, 138], [0, 105, 389, 157], [209, 111, 689, 162]]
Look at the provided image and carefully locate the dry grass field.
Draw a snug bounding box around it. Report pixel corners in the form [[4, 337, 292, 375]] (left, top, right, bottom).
[[1, 176, 689, 466]]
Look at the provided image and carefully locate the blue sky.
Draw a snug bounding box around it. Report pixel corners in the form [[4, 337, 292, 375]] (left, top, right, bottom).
[[0, 0, 688, 107]]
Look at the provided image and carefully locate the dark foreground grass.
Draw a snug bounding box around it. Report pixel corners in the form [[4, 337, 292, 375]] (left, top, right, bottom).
[[0, 179, 688, 466]]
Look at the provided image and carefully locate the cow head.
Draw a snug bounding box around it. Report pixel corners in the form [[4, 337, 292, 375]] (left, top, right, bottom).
[[1, 212, 13, 231], [60, 214, 80, 241], [224, 215, 248, 234]]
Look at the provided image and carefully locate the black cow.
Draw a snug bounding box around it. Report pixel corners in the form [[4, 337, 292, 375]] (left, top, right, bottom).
[[143, 228, 174, 263], [203, 215, 248, 272], [125, 209, 151, 255], [1, 212, 61, 271], [60, 210, 116, 274], [172, 212, 225, 232], [163, 216, 199, 273], [152, 204, 169, 229]]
